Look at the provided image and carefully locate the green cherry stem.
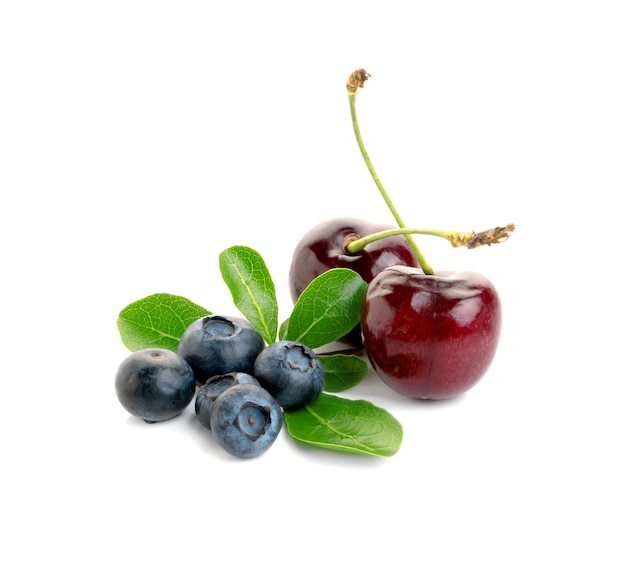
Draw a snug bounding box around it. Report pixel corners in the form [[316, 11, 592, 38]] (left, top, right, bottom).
[[345, 224, 516, 255], [346, 69, 434, 275]]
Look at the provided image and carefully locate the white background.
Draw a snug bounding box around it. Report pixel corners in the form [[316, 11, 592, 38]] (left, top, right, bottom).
[[2, 1, 624, 560]]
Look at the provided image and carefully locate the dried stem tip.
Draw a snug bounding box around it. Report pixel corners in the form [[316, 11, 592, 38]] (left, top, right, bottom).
[[346, 69, 371, 95], [450, 223, 516, 249]]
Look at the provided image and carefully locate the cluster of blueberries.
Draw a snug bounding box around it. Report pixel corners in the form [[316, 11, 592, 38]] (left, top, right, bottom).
[[115, 315, 325, 458]]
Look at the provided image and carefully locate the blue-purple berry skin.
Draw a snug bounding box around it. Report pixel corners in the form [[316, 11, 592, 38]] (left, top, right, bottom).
[[253, 341, 325, 410], [210, 384, 283, 458], [195, 372, 260, 430], [177, 315, 265, 386], [115, 348, 196, 423]]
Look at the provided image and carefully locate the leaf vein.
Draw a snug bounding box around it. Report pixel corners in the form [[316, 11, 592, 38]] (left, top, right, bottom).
[[227, 257, 272, 342], [303, 403, 378, 454]]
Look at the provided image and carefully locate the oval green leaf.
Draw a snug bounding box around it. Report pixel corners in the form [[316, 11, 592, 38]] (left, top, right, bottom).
[[219, 246, 278, 344], [284, 393, 403, 457], [319, 354, 369, 393], [117, 293, 211, 352], [284, 268, 367, 349]]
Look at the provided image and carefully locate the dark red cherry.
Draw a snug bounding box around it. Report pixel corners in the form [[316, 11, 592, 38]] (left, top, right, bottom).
[[288, 218, 419, 345], [361, 265, 502, 400]]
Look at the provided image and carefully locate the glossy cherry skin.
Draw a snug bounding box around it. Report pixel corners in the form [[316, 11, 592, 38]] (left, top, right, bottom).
[[289, 218, 419, 345], [361, 265, 502, 400], [289, 217, 419, 301]]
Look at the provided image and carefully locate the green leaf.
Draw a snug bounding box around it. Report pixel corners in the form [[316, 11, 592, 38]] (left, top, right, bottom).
[[219, 246, 278, 345], [117, 293, 211, 352], [284, 268, 367, 349], [284, 393, 403, 457], [278, 318, 289, 341], [319, 354, 369, 392]]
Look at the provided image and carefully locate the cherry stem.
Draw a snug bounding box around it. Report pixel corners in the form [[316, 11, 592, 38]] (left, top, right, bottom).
[[345, 224, 516, 255], [347, 69, 434, 275]]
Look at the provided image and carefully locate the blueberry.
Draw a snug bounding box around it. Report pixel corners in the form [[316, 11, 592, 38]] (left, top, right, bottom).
[[253, 341, 325, 410], [177, 315, 266, 386], [210, 384, 283, 458], [115, 348, 196, 423], [195, 372, 260, 430]]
